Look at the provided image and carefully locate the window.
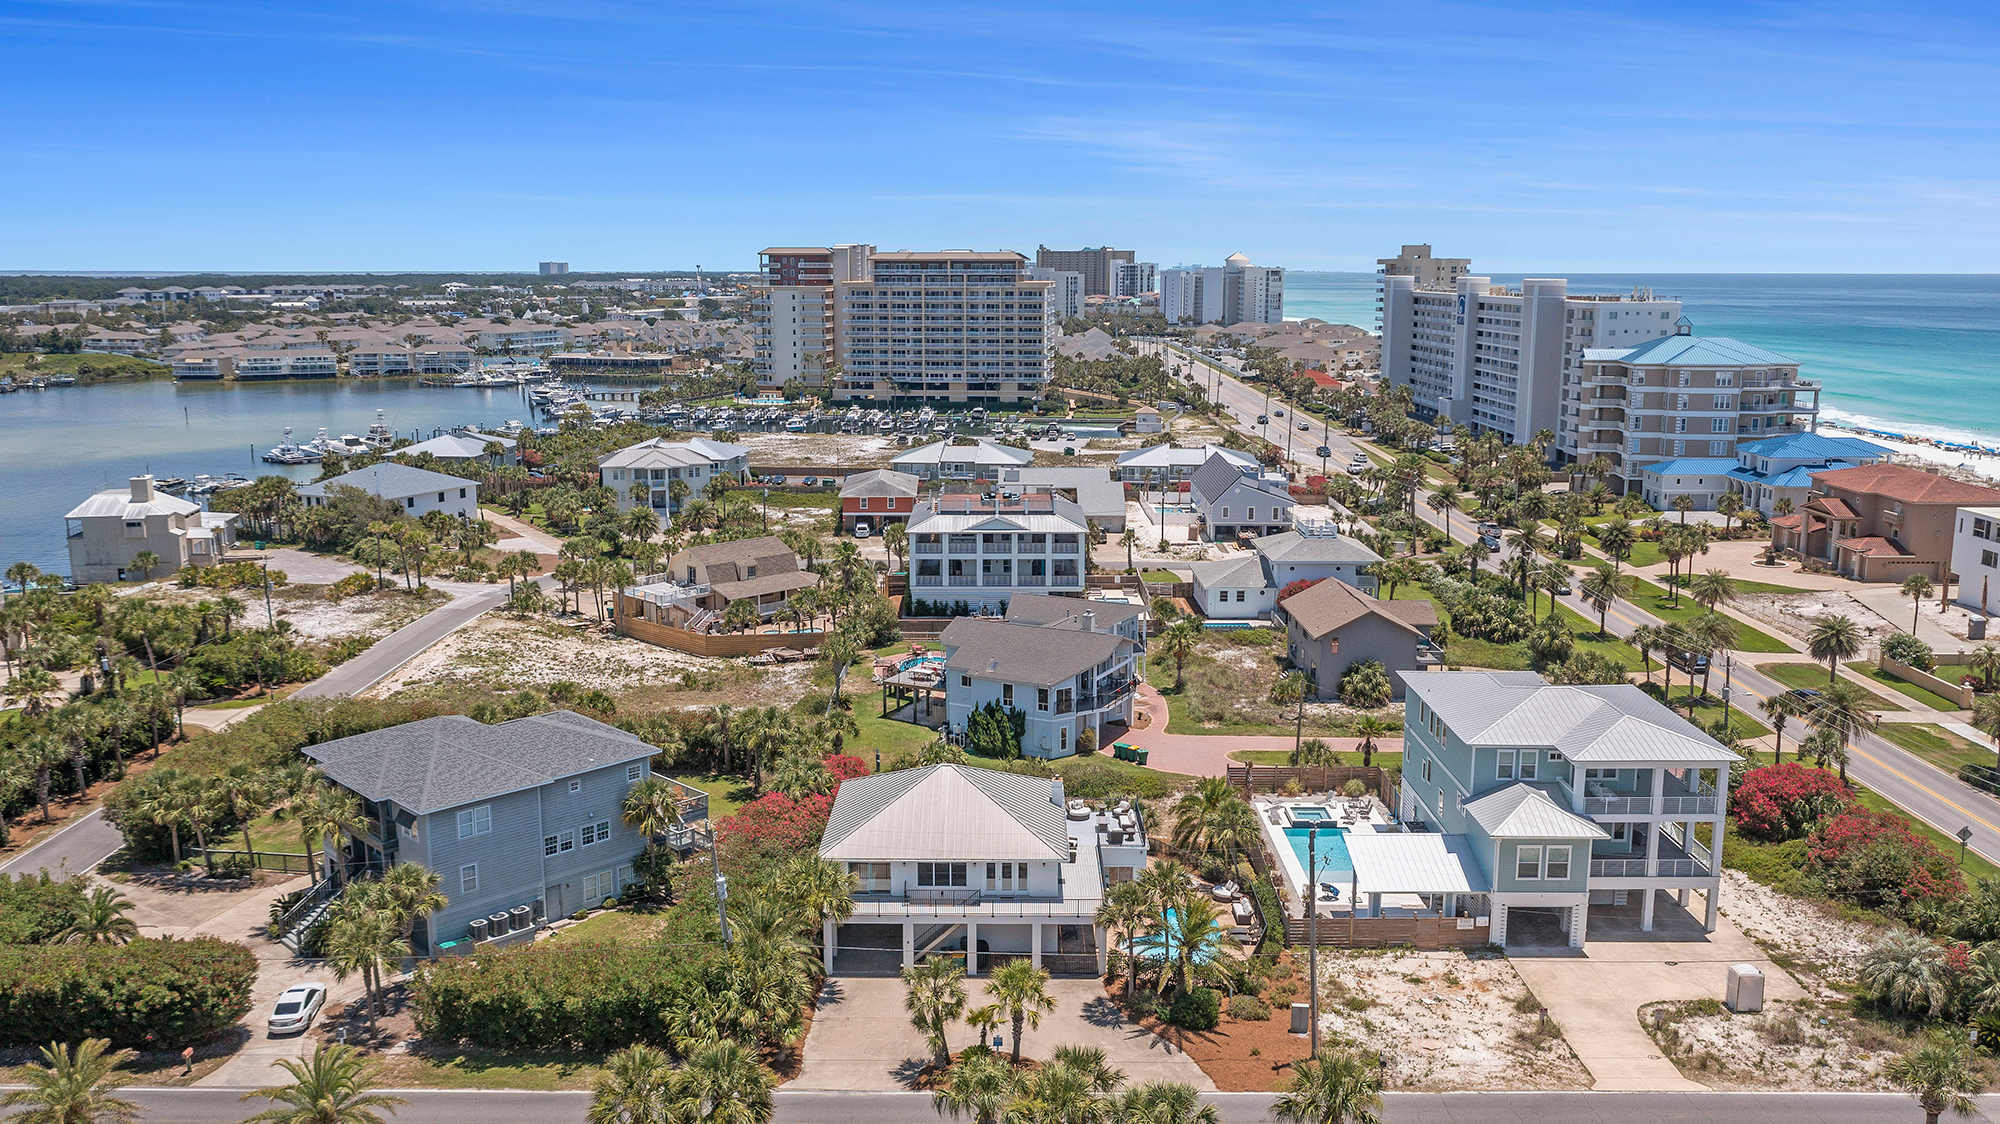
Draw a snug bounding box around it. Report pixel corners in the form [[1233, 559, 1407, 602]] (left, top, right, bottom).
[[459, 864, 478, 893], [1422, 758, 1433, 782], [917, 862, 968, 887], [626, 763, 643, 784], [581, 820, 611, 846], [859, 497, 871, 510], [986, 861, 1025, 892], [455, 804, 492, 839], [1220, 507, 1230, 519], [437, 492, 446, 503], [1246, 507, 1257, 521], [582, 870, 613, 903], [568, 779, 582, 794], [544, 834, 561, 857], [1497, 750, 1515, 779], [960, 675, 970, 687], [1515, 846, 1542, 881], [1037, 688, 1049, 711], [1002, 684, 1013, 707], [1545, 846, 1572, 880], [1518, 753, 1538, 781], [556, 830, 575, 853], [459, 488, 467, 498], [1984, 550, 1999, 568]]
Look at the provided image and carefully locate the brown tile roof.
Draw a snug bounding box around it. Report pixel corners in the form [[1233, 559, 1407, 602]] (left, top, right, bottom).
[[1814, 464, 2000, 506], [1770, 514, 1803, 531], [1835, 535, 1909, 558], [1810, 497, 1858, 519], [1281, 579, 1434, 642]]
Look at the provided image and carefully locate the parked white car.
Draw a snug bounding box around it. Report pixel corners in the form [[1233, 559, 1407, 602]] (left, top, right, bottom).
[[853, 520, 872, 538], [267, 983, 327, 1035]]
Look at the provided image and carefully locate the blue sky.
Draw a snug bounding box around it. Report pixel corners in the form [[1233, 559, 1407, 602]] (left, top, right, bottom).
[[5, 0, 1998, 273]]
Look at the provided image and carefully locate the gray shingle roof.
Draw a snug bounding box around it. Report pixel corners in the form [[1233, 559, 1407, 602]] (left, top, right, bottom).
[[941, 617, 1131, 686], [302, 711, 654, 814], [1190, 553, 1265, 589], [297, 461, 474, 501], [1191, 452, 1287, 509], [1254, 530, 1382, 566], [820, 763, 1068, 861], [1003, 591, 1145, 631], [839, 469, 919, 500]]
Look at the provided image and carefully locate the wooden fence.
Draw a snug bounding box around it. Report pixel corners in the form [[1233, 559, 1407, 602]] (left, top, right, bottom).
[[1227, 763, 1394, 805], [1283, 914, 1491, 949], [615, 615, 825, 658]]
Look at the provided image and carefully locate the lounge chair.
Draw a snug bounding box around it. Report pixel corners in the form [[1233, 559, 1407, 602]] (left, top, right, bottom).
[[1318, 883, 1342, 901]]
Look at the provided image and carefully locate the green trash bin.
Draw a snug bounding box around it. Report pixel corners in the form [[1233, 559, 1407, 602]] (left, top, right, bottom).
[[1134, 748, 1149, 766], [1113, 742, 1133, 761]]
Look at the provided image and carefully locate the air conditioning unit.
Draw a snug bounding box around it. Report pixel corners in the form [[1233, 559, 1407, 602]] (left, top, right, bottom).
[[510, 905, 532, 932], [468, 917, 488, 942], [488, 912, 511, 938]]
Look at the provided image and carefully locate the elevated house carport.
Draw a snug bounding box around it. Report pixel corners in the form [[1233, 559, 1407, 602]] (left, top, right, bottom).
[[1340, 830, 1490, 920]]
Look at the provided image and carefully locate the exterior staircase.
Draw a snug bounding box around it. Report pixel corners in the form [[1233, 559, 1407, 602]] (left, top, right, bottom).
[[276, 879, 343, 953]]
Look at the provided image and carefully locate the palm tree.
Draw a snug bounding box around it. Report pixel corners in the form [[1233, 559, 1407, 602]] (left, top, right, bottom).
[[1349, 715, 1395, 767], [1687, 569, 1737, 613], [1764, 692, 1798, 764], [621, 776, 684, 840], [1593, 519, 1635, 572], [1154, 619, 1200, 692], [1886, 1030, 1982, 1124], [5, 664, 60, 719], [904, 957, 968, 1069], [1116, 1080, 1220, 1124], [374, 862, 448, 945], [1578, 563, 1630, 638], [1269, 670, 1311, 756], [1807, 614, 1864, 684], [1425, 486, 1458, 541], [932, 1050, 1016, 1124], [1119, 529, 1139, 571], [1095, 881, 1152, 999], [986, 958, 1057, 1065], [128, 550, 161, 580], [1166, 904, 1229, 996], [588, 1043, 671, 1124], [1168, 777, 1256, 862], [213, 764, 272, 865], [773, 853, 856, 964], [240, 1043, 406, 1124], [666, 1038, 772, 1124], [58, 886, 140, 945], [323, 901, 409, 1034], [300, 782, 364, 886], [1008, 1046, 1118, 1122], [1860, 930, 1953, 1018], [1801, 727, 1850, 784], [1897, 573, 1937, 635], [1270, 1052, 1384, 1124], [0, 1038, 139, 1124], [1974, 693, 2000, 774]]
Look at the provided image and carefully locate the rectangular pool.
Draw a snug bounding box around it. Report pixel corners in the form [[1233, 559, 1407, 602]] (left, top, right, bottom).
[[1282, 824, 1353, 882]]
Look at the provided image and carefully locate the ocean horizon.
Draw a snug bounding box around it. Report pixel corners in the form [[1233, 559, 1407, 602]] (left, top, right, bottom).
[[1285, 271, 2000, 448]]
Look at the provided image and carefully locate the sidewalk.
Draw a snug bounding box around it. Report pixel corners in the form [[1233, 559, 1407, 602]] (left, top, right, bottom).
[[481, 508, 563, 559]]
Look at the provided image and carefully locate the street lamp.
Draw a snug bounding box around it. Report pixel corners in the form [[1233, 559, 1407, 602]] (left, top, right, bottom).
[[1307, 823, 1321, 1058]]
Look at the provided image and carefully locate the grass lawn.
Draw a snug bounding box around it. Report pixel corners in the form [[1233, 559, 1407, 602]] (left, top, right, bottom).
[[1582, 529, 1666, 568], [854, 686, 951, 760], [1757, 661, 1907, 710], [1139, 570, 1182, 584], [1877, 722, 1994, 776], [1395, 585, 1646, 673], [0, 352, 168, 382], [239, 810, 314, 857], [368, 1047, 602, 1091], [1657, 683, 1773, 740], [1623, 577, 1795, 653], [666, 773, 755, 820], [189, 695, 266, 711], [1846, 661, 1962, 711], [1230, 748, 1403, 774], [1666, 573, 1805, 595], [544, 905, 675, 946]]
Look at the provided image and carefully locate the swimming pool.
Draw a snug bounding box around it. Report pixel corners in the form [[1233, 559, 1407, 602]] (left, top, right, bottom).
[[895, 652, 945, 674], [1287, 806, 1333, 824], [1282, 824, 1353, 882], [1129, 907, 1226, 964]]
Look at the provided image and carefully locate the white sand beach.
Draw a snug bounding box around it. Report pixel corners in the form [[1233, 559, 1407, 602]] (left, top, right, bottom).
[[1820, 420, 2000, 486]]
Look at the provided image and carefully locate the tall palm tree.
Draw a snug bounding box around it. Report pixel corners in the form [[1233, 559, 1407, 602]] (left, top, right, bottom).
[[1116, 1080, 1220, 1124], [666, 1038, 772, 1124], [773, 853, 855, 964], [1807, 614, 1864, 684], [58, 886, 140, 945], [374, 862, 448, 945], [588, 1043, 671, 1124], [1687, 568, 1737, 613], [1010, 1046, 1119, 1122], [1902, 574, 1937, 634], [1973, 693, 2000, 774], [1168, 777, 1255, 862], [932, 1050, 1016, 1124], [1270, 1052, 1384, 1124], [213, 764, 272, 865], [0, 1038, 139, 1124], [1885, 1030, 1982, 1124], [323, 901, 409, 1034], [240, 1043, 406, 1124], [1095, 881, 1152, 999], [620, 775, 684, 840], [1269, 670, 1311, 756], [1763, 692, 1799, 764], [904, 957, 968, 1069], [300, 782, 364, 886], [1166, 904, 1229, 996], [1349, 715, 1395, 768], [1154, 620, 1200, 692], [986, 958, 1057, 1065], [1578, 564, 1630, 638]]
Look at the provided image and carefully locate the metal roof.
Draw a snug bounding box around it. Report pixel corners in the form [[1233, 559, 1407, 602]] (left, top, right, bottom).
[[1342, 831, 1490, 894], [302, 711, 655, 815], [1584, 333, 1798, 368], [1253, 529, 1382, 566], [65, 485, 200, 521], [1190, 554, 1265, 589], [296, 462, 473, 501], [597, 437, 746, 470], [1003, 592, 1144, 630], [820, 764, 1069, 862], [1400, 672, 1739, 766], [839, 469, 920, 500], [892, 439, 1033, 469], [1737, 433, 1888, 462], [1115, 443, 1255, 470], [1638, 458, 1739, 477], [1462, 784, 1608, 840]]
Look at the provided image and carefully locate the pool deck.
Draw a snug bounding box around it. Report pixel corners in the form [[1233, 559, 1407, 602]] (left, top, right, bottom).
[[1255, 796, 1412, 921]]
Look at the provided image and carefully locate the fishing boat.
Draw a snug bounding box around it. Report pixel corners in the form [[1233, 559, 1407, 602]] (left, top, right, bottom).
[[363, 410, 395, 449], [261, 427, 314, 464]]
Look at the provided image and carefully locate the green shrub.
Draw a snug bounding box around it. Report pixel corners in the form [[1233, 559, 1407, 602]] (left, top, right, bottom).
[[411, 941, 729, 1054], [0, 874, 89, 945], [1166, 987, 1221, 1030], [1227, 994, 1271, 1021], [1882, 632, 1934, 671], [0, 938, 256, 1048]]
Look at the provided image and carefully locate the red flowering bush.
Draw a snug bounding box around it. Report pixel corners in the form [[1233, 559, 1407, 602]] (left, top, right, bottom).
[[824, 754, 869, 787], [1807, 806, 1964, 912], [1730, 763, 1852, 841]]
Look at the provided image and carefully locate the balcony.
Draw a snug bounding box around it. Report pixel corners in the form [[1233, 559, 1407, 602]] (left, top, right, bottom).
[[981, 574, 1015, 588], [1589, 855, 1713, 878], [914, 541, 943, 555]]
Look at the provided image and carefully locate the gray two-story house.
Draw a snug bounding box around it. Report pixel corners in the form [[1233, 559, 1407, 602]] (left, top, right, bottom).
[[303, 710, 693, 952], [939, 614, 1138, 759], [1397, 671, 1737, 949]]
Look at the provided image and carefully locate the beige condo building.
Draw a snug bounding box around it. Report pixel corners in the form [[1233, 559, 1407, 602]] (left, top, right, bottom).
[[832, 250, 1056, 405]]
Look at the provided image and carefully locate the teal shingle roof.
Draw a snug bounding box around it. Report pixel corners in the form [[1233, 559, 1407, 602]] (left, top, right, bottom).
[[1639, 458, 1739, 477], [1588, 333, 1798, 368]]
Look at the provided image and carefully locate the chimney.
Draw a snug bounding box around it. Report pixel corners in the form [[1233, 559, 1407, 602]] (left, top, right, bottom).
[[1082, 610, 1097, 634], [1051, 776, 1065, 808], [129, 475, 154, 503]]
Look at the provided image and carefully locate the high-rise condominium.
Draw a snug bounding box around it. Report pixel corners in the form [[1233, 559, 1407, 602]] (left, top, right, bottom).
[[833, 250, 1055, 405], [1373, 244, 1467, 328], [538, 261, 570, 276], [1380, 272, 1681, 448], [1110, 260, 1158, 299], [1160, 253, 1284, 325], [1034, 245, 1135, 296], [1027, 267, 1086, 319], [753, 244, 874, 390]]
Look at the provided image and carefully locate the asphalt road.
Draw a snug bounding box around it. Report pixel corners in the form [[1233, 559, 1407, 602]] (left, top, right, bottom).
[[69, 1087, 2000, 1123], [0, 805, 122, 880]]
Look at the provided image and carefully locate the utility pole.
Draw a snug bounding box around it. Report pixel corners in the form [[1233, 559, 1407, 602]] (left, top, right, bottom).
[[261, 560, 274, 629], [711, 841, 731, 948], [1721, 652, 1734, 731], [1307, 824, 1320, 1059]]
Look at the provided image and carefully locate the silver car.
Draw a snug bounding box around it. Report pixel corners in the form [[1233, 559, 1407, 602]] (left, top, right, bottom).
[[267, 983, 326, 1035]]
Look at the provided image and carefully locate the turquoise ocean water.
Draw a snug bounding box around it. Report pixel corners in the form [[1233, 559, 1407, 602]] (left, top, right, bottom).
[[1285, 272, 2000, 447]]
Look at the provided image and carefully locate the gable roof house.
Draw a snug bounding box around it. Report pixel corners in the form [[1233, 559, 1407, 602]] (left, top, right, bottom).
[[659, 534, 819, 620], [818, 763, 1146, 974], [891, 439, 1034, 482], [906, 493, 1089, 610], [393, 429, 519, 466], [597, 437, 749, 514], [1770, 462, 2000, 582], [303, 711, 704, 951], [1190, 453, 1293, 541], [1277, 578, 1439, 699], [64, 475, 239, 584], [839, 468, 920, 531], [1190, 528, 1383, 620], [297, 462, 481, 522], [940, 614, 1138, 760], [1396, 671, 1738, 948]]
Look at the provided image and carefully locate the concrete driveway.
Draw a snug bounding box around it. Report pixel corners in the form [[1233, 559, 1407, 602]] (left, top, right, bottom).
[[793, 975, 1211, 1091], [1508, 891, 1806, 1092]]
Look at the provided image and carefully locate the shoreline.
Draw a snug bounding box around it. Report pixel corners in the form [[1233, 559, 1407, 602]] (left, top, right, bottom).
[[1820, 419, 2000, 485]]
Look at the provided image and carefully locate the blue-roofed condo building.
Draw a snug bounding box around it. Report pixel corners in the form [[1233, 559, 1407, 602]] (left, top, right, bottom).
[[300, 711, 707, 954], [1576, 318, 1822, 497], [1396, 671, 1737, 948], [1639, 431, 1889, 515]]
